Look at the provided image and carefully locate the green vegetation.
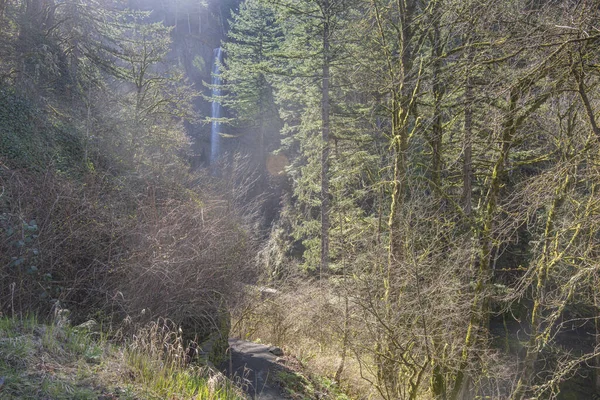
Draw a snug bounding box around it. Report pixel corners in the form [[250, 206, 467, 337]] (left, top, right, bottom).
[[0, 89, 85, 172], [224, 0, 600, 399], [0, 0, 256, 398], [275, 369, 350, 400], [0, 315, 244, 399], [2, 0, 600, 398]]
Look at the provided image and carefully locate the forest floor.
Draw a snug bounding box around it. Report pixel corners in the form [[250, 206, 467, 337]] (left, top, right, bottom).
[[0, 315, 349, 399], [0, 316, 243, 399]]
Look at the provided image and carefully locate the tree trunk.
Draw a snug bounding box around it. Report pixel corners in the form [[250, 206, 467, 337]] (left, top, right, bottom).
[[320, 0, 330, 276], [451, 87, 520, 400], [595, 275, 600, 393], [379, 0, 417, 397], [430, 17, 443, 189], [462, 43, 474, 215]]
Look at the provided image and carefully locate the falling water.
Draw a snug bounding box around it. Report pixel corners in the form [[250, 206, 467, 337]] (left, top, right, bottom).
[[210, 47, 223, 165]]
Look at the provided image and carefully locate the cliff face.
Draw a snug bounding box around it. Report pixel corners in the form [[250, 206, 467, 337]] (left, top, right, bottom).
[[130, 0, 242, 168]]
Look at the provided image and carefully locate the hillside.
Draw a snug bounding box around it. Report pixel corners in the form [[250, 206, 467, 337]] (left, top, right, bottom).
[[3, 0, 600, 399], [0, 315, 244, 399]]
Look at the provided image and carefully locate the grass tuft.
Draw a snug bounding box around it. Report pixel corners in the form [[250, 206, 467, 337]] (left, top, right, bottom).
[[0, 315, 245, 399]]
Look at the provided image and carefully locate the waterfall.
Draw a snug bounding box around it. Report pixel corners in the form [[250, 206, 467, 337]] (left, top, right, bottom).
[[210, 47, 223, 165]]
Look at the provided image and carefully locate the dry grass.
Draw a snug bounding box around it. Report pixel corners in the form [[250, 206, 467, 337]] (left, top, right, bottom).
[[231, 279, 379, 399], [125, 318, 245, 399], [0, 314, 246, 399]]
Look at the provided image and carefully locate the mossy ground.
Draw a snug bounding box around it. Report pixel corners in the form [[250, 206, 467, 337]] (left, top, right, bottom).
[[273, 356, 351, 400], [0, 315, 244, 399]]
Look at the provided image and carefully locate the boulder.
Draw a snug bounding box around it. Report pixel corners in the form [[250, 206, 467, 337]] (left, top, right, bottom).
[[269, 346, 284, 356]]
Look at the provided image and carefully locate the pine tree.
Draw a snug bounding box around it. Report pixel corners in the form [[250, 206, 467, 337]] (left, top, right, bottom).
[[267, 0, 364, 274], [223, 0, 282, 171]]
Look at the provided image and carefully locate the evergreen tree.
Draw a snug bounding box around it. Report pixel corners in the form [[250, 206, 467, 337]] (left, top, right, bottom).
[[267, 0, 365, 273], [223, 0, 282, 171]]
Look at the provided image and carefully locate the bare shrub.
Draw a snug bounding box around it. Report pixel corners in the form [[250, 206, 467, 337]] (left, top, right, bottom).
[[120, 159, 261, 344], [0, 155, 261, 345], [230, 277, 378, 398], [0, 166, 130, 319]]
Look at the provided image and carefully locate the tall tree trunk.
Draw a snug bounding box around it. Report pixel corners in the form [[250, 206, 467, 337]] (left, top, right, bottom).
[[462, 42, 474, 216], [510, 176, 569, 400], [386, 0, 416, 302], [320, 0, 330, 276], [452, 77, 551, 399], [451, 83, 521, 399], [377, 0, 418, 397], [595, 275, 600, 393], [430, 16, 443, 189]]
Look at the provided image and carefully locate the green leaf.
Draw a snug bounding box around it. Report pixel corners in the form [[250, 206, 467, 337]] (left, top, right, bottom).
[[11, 257, 24, 267]]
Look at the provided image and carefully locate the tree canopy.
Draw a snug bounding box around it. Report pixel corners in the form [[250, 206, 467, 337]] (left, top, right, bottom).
[[3, 0, 600, 399]]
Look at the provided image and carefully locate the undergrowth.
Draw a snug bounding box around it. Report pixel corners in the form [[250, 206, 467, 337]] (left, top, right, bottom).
[[275, 369, 351, 400], [232, 280, 374, 399], [0, 315, 245, 399]]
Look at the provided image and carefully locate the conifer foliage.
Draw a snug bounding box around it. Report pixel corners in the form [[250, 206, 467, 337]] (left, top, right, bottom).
[[224, 0, 600, 398], [0, 0, 256, 356], [3, 0, 600, 398]]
